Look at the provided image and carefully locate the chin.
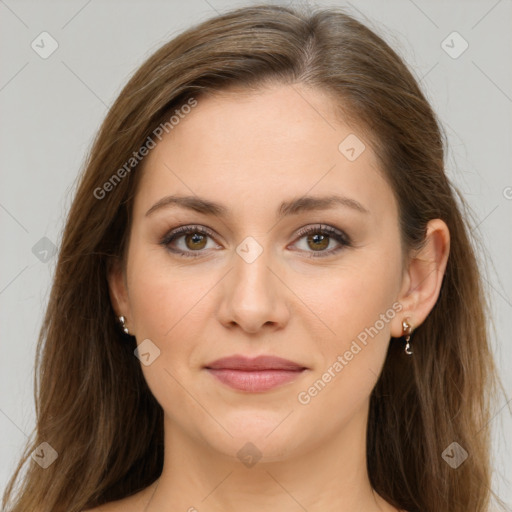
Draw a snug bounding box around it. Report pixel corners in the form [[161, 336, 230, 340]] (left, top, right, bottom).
[[203, 414, 305, 460]]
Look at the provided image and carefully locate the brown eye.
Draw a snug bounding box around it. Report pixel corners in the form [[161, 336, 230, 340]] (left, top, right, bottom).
[[293, 224, 351, 258], [161, 225, 219, 258], [306, 233, 330, 251], [184, 232, 207, 250]]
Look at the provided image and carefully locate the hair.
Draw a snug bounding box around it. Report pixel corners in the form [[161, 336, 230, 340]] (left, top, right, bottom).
[[2, 4, 505, 512]]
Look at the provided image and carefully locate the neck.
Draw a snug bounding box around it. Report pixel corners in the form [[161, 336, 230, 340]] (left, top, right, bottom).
[[142, 400, 397, 512]]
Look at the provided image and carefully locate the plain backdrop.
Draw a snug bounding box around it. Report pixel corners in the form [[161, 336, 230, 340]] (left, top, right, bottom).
[[1, 0, 511, 507]]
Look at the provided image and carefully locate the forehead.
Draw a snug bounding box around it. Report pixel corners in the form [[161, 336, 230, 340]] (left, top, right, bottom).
[[134, 84, 397, 223]]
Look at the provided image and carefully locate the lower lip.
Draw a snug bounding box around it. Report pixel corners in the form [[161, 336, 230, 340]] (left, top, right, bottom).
[[206, 368, 306, 392]]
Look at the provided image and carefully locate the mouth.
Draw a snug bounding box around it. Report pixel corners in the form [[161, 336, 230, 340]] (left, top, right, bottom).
[[204, 355, 308, 393]]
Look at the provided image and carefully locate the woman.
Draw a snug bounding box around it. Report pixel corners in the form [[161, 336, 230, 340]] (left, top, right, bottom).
[[2, 4, 503, 512]]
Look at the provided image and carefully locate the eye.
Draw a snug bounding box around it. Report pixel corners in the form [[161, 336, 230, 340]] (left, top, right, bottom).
[[160, 225, 220, 258], [160, 223, 351, 259], [292, 224, 351, 258]]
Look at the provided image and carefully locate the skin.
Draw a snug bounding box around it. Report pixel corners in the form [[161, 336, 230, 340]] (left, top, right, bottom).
[[97, 83, 450, 512]]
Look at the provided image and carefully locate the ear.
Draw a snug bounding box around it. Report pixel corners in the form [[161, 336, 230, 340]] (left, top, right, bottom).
[[107, 257, 131, 321], [391, 219, 450, 337]]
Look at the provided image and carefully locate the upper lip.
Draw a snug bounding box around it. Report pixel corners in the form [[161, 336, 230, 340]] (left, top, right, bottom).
[[205, 355, 307, 371]]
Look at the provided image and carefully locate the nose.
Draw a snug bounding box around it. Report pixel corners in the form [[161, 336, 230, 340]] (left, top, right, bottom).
[[216, 246, 291, 334]]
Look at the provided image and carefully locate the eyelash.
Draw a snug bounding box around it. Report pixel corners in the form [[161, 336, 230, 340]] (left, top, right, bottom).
[[160, 224, 351, 259]]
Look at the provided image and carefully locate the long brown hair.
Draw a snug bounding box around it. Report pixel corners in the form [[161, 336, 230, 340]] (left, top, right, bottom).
[[2, 4, 504, 511]]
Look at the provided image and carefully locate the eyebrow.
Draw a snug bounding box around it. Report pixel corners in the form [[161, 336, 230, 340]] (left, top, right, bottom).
[[145, 193, 370, 218]]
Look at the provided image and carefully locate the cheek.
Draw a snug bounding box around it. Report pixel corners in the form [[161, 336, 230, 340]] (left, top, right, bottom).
[[288, 258, 403, 441], [301, 248, 401, 345], [126, 244, 205, 338], [297, 247, 402, 396], [125, 246, 221, 386], [125, 250, 214, 427]]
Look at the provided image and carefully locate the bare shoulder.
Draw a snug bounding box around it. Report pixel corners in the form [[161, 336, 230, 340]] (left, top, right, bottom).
[[82, 497, 135, 512], [83, 503, 118, 512], [82, 483, 156, 512]]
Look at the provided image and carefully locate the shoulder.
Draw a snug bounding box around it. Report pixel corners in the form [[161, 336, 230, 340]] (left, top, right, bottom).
[[83, 501, 127, 512], [83, 500, 135, 512], [82, 487, 152, 512]]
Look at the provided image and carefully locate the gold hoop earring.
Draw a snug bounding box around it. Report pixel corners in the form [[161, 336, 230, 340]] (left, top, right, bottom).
[[118, 315, 130, 335], [402, 319, 413, 355]]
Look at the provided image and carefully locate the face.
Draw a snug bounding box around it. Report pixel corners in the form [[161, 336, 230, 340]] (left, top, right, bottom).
[[110, 83, 407, 461]]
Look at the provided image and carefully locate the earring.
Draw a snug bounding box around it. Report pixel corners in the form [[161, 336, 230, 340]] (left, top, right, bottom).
[[402, 319, 413, 355], [119, 315, 130, 335]]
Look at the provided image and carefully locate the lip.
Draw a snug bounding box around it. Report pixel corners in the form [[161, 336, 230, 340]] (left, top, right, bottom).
[[204, 355, 308, 392], [205, 355, 306, 371]]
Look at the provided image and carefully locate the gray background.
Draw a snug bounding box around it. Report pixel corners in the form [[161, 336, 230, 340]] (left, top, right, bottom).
[[1, 0, 511, 507]]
